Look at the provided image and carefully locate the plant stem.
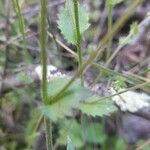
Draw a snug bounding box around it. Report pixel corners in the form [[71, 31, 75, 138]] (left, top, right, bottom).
[[106, 2, 113, 61], [73, 0, 83, 85], [86, 81, 150, 104], [40, 0, 47, 104], [75, 3, 86, 140], [40, 0, 53, 149], [44, 117, 53, 150], [13, 0, 31, 64]]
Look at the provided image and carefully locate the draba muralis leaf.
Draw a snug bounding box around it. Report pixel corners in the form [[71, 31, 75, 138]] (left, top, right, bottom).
[[57, 0, 90, 44], [57, 119, 83, 148], [39, 77, 92, 122], [80, 95, 117, 117]]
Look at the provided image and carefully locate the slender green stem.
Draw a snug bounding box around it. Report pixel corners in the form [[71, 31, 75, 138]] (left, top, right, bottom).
[[73, 1, 87, 141], [106, 3, 113, 61], [85, 81, 150, 104], [73, 0, 83, 85], [40, 0, 47, 104], [13, 0, 31, 63], [44, 117, 53, 150], [106, 32, 132, 66], [40, 0, 53, 149]]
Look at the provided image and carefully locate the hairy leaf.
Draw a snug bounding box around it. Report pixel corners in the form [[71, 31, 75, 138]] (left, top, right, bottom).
[[57, 0, 89, 44], [39, 77, 92, 122], [80, 95, 117, 117], [84, 123, 106, 144], [57, 119, 106, 147], [57, 119, 83, 148]]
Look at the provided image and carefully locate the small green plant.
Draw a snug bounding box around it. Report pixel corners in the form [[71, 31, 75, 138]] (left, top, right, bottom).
[[9, 0, 147, 150], [38, 0, 145, 149]]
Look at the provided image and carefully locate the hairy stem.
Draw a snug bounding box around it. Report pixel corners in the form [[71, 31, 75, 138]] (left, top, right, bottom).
[[40, 0, 53, 149], [73, 0, 83, 85], [44, 117, 53, 150]]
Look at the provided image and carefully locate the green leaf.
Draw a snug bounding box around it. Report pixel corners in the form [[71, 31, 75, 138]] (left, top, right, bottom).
[[39, 77, 92, 122], [25, 109, 41, 145], [57, 0, 90, 44], [84, 123, 106, 144], [57, 119, 83, 148], [80, 95, 117, 117], [67, 136, 75, 150], [57, 119, 106, 147]]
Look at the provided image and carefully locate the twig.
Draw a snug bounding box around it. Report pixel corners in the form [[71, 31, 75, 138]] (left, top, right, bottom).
[[47, 32, 77, 57], [135, 139, 150, 150], [84, 81, 150, 104], [124, 72, 150, 83]]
